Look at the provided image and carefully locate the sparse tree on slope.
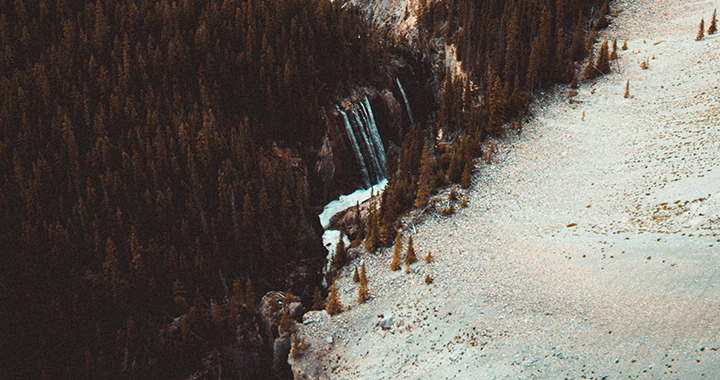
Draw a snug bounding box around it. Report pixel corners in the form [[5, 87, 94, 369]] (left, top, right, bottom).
[[708, 10, 718, 35], [390, 232, 403, 271], [697, 18, 705, 41], [326, 280, 343, 316]]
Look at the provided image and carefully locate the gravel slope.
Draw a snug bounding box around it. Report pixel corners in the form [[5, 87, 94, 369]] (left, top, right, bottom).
[[291, 1, 720, 378]]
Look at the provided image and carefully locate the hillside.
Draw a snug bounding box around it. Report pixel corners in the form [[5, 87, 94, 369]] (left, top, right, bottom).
[[289, 0, 720, 378]]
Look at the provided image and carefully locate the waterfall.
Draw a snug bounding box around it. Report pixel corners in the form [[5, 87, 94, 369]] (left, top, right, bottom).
[[337, 106, 371, 187], [396, 77, 415, 128], [337, 96, 386, 188], [360, 96, 386, 173]]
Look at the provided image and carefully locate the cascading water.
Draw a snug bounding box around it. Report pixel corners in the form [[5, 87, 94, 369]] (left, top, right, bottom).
[[337, 106, 371, 188], [338, 96, 386, 188], [396, 77, 415, 128], [321, 96, 389, 281]]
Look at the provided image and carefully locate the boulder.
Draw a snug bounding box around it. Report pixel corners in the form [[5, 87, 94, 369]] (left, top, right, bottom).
[[259, 291, 284, 340]]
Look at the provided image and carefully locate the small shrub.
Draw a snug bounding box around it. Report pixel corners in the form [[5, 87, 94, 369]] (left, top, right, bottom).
[[441, 202, 455, 215], [425, 275, 433, 284], [448, 188, 457, 201], [425, 251, 435, 263]]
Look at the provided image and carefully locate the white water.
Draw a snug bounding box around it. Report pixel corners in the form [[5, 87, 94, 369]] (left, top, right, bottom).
[[396, 77, 415, 127], [320, 179, 387, 280], [338, 106, 371, 187]]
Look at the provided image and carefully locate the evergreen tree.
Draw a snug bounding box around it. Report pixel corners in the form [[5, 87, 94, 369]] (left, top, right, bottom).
[[404, 236, 418, 272], [414, 141, 433, 209], [623, 80, 630, 99], [708, 10, 718, 35], [245, 277, 257, 314], [582, 44, 596, 79], [326, 280, 343, 316], [357, 262, 369, 303], [352, 266, 360, 283], [610, 38, 618, 60], [594, 38, 610, 75], [278, 306, 295, 336], [390, 232, 403, 271], [311, 287, 325, 311], [331, 230, 347, 270], [697, 18, 705, 41]]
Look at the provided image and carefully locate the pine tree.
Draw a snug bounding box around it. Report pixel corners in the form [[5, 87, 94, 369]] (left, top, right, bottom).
[[708, 10, 717, 35], [357, 262, 369, 303], [326, 280, 343, 316], [594, 38, 610, 75], [697, 18, 705, 41], [621, 39, 628, 50], [390, 232, 402, 271], [569, 12, 587, 61], [623, 80, 630, 98], [290, 334, 309, 358], [414, 141, 433, 209], [582, 44, 596, 80], [245, 277, 257, 314], [311, 287, 324, 310], [352, 266, 360, 283], [460, 161, 472, 189], [610, 38, 618, 60], [331, 230, 347, 270], [404, 236, 417, 272], [460, 196, 468, 208], [278, 306, 295, 336], [570, 69, 579, 89], [425, 251, 435, 263]]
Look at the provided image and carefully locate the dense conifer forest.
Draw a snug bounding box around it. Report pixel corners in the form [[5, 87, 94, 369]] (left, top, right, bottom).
[[0, 0, 608, 378]]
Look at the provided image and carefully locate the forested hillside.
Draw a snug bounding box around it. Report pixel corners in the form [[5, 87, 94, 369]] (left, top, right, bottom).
[[368, 0, 608, 249], [0, 0, 609, 378], [0, 0, 386, 378]]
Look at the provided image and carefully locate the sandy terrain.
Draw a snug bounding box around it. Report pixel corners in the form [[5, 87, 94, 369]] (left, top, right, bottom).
[[291, 1, 720, 378]]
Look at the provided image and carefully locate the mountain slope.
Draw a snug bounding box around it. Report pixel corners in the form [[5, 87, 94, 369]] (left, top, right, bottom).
[[290, 0, 720, 378]]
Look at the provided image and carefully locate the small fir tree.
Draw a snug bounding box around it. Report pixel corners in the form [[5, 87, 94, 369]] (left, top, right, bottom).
[[448, 188, 457, 201], [582, 45, 596, 79], [278, 306, 295, 336], [425, 251, 435, 263], [460, 161, 472, 189], [623, 80, 630, 98], [414, 141, 433, 208], [405, 236, 418, 269], [425, 274, 433, 284], [594, 38, 610, 75], [621, 39, 628, 50], [390, 232, 403, 271], [326, 280, 343, 316], [311, 287, 324, 310], [332, 230, 347, 270], [697, 18, 705, 41], [570, 69, 579, 89], [708, 10, 718, 35], [357, 262, 369, 303], [610, 38, 618, 60], [245, 277, 257, 314], [460, 196, 468, 208], [290, 335, 309, 359], [352, 266, 360, 283]]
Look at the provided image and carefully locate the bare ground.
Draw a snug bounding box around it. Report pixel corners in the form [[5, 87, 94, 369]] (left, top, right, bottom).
[[291, 1, 720, 378]]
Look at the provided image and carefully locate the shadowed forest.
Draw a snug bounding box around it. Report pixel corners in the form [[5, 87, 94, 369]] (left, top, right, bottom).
[[0, 0, 607, 378]]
